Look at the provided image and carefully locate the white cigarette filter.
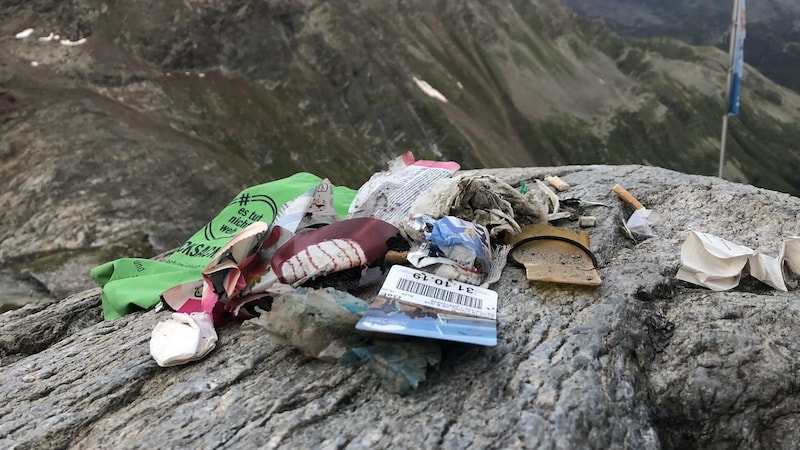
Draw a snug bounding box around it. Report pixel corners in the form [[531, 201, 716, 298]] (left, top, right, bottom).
[[544, 175, 570, 192]]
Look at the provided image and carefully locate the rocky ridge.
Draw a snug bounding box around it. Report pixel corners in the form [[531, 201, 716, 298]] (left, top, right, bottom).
[[2, 164, 799, 449], [2, 0, 800, 309]]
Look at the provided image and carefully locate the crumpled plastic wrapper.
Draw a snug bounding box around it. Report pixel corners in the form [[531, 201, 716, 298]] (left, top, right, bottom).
[[341, 339, 441, 394], [250, 286, 371, 361], [408, 174, 549, 237], [149, 312, 218, 367], [249, 287, 443, 393]]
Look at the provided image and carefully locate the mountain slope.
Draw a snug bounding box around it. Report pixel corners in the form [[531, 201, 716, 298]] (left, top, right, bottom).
[[563, 0, 800, 94]]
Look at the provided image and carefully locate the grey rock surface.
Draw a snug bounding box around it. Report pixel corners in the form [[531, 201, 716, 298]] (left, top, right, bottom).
[[2, 164, 799, 449]]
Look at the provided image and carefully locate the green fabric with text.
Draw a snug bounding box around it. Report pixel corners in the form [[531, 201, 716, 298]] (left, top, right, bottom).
[[91, 173, 357, 320]]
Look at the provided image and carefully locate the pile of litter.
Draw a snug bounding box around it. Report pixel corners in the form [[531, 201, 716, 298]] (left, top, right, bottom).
[[91, 153, 800, 393]]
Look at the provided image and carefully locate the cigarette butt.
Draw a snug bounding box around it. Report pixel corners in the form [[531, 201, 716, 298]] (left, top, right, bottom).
[[385, 250, 408, 265], [579, 216, 596, 227], [545, 175, 570, 192], [612, 184, 645, 210]]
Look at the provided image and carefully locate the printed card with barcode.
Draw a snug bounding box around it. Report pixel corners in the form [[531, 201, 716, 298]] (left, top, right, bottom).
[[380, 265, 497, 319], [355, 265, 498, 346]]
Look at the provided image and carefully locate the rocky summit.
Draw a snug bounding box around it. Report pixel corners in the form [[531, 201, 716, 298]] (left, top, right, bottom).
[[2, 165, 800, 449]]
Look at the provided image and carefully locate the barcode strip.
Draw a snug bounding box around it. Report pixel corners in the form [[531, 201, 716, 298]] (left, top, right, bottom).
[[396, 278, 483, 309]]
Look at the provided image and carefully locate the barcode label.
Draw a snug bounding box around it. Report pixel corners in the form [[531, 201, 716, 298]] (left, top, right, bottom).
[[379, 265, 497, 319], [396, 278, 484, 309]]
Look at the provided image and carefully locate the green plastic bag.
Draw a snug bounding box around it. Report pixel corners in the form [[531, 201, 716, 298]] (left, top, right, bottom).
[[91, 173, 357, 320]]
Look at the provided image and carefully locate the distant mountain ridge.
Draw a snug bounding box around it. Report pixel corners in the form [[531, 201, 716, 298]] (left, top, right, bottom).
[[563, 0, 800, 93]]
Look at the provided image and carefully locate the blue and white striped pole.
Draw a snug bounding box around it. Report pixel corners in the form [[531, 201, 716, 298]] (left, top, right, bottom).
[[719, 0, 746, 179]]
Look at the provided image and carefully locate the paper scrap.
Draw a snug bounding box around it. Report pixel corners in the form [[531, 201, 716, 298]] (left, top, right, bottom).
[[676, 231, 800, 291]]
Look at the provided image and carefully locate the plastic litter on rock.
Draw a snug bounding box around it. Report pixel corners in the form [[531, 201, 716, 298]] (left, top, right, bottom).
[[347, 151, 460, 227], [91, 172, 356, 321], [93, 159, 800, 393], [249, 286, 370, 361], [95, 154, 629, 392], [150, 312, 218, 367], [342, 339, 441, 395], [148, 153, 462, 391], [407, 173, 550, 237], [405, 215, 492, 285], [505, 223, 602, 286]]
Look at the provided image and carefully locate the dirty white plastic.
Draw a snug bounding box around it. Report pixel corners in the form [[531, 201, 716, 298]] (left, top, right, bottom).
[[627, 209, 658, 236], [149, 312, 218, 367]]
